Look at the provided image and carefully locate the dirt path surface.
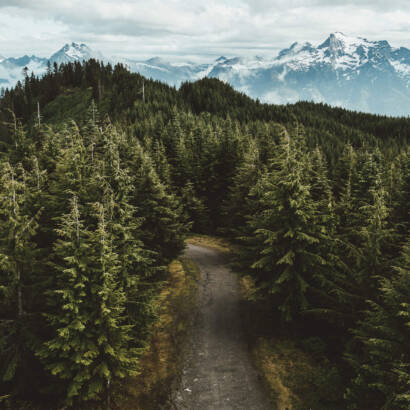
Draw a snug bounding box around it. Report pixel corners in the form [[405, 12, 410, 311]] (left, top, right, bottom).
[[173, 244, 272, 410]]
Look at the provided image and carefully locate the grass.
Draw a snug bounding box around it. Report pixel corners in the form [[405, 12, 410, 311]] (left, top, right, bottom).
[[186, 234, 234, 254], [239, 274, 259, 301], [252, 338, 344, 410], [253, 339, 295, 410], [240, 274, 345, 410], [113, 257, 200, 409]]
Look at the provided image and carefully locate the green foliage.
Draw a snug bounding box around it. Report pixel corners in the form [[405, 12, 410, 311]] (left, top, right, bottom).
[[240, 127, 332, 321], [0, 58, 409, 408], [42, 88, 94, 124], [38, 197, 140, 408], [0, 161, 43, 401], [346, 237, 410, 409]]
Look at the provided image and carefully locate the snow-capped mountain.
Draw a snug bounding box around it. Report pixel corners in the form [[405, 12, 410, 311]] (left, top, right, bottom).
[[121, 57, 209, 87], [223, 32, 410, 116], [50, 42, 104, 65], [0, 43, 105, 89], [1, 34, 410, 116], [126, 33, 410, 116], [0, 55, 48, 87]]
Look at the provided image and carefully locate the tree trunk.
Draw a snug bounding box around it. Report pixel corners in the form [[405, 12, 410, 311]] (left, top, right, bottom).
[[106, 379, 110, 410], [17, 265, 23, 317]]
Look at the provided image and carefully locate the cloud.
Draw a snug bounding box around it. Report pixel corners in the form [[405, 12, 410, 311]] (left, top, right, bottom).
[[0, 0, 409, 60]]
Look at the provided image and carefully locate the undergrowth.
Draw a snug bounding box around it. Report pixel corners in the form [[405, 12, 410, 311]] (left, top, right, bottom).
[[112, 257, 199, 409]]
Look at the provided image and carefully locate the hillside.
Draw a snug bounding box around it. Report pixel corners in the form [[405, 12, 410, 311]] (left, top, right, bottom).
[[0, 60, 409, 409]]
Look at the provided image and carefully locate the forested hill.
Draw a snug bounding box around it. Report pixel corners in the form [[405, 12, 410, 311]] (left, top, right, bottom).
[[1, 59, 410, 143], [0, 59, 409, 409]]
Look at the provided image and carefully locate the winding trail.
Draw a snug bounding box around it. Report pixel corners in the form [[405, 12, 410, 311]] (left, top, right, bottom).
[[173, 244, 271, 410]]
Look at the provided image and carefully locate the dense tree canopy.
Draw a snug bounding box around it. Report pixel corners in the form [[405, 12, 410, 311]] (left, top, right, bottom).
[[0, 59, 409, 408]]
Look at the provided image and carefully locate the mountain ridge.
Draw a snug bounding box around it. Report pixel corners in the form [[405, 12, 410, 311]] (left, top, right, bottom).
[[1, 33, 410, 116], [0, 42, 106, 90]]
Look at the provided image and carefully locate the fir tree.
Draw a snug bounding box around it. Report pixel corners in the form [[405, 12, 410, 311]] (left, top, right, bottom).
[[0, 161, 42, 400], [39, 196, 139, 409], [242, 127, 330, 321], [346, 236, 410, 410], [128, 142, 188, 264]]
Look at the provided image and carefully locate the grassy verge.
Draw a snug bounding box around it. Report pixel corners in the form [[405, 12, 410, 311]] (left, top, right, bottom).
[[186, 234, 234, 254], [252, 337, 344, 410], [240, 274, 345, 410], [113, 257, 200, 409]]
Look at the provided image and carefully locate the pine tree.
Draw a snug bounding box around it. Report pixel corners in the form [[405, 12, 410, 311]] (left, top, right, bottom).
[[128, 142, 188, 264], [95, 126, 159, 343], [150, 140, 171, 185], [39, 196, 139, 409], [242, 126, 329, 321], [0, 161, 42, 400], [346, 236, 410, 409], [180, 181, 208, 233], [221, 138, 262, 238], [391, 148, 410, 242], [329, 151, 394, 328]]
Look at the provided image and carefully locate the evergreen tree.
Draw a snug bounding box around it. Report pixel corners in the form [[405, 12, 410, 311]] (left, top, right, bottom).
[[128, 142, 187, 264], [0, 57, 409, 409], [0, 161, 42, 401], [346, 236, 410, 410], [39, 196, 139, 409], [242, 127, 330, 321], [329, 152, 394, 328], [222, 138, 262, 238]]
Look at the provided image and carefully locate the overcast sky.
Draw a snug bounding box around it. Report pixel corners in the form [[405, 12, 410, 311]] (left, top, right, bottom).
[[0, 0, 409, 61]]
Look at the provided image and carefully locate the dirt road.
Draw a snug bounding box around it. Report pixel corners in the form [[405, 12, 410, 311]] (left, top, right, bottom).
[[172, 244, 272, 410]]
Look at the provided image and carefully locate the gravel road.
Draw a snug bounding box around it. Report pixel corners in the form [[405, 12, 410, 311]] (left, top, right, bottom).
[[172, 244, 272, 410]]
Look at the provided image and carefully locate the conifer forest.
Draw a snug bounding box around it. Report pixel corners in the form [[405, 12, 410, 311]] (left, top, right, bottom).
[[0, 60, 409, 409]]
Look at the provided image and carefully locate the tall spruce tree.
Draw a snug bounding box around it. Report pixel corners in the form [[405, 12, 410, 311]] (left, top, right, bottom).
[[39, 196, 139, 409], [0, 161, 42, 401], [242, 126, 330, 321], [329, 151, 394, 328], [128, 142, 187, 264], [222, 138, 262, 238], [346, 235, 410, 410]]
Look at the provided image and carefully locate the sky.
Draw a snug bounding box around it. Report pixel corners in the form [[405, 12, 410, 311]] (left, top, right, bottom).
[[0, 0, 410, 61]]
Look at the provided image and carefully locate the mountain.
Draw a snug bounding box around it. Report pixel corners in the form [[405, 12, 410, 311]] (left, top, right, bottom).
[[122, 57, 209, 87], [127, 33, 410, 116], [0, 43, 105, 89], [0, 55, 48, 87], [218, 32, 410, 116], [124, 33, 410, 116], [49, 42, 104, 65], [1, 34, 410, 116]]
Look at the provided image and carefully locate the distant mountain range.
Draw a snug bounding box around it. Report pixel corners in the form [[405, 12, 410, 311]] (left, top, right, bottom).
[[0, 43, 103, 88], [1, 33, 410, 116]]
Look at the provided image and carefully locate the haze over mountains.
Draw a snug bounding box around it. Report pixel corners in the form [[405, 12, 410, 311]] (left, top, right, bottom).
[[0, 43, 102, 89], [1, 33, 410, 116]]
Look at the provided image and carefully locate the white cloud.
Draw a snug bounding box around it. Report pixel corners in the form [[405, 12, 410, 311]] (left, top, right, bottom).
[[0, 0, 409, 60]]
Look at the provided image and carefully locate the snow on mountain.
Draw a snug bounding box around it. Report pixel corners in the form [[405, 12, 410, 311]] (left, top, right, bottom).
[[0, 43, 105, 89], [126, 32, 410, 115], [50, 42, 104, 64], [0, 55, 48, 88], [123, 57, 209, 87], [1, 34, 410, 116], [257, 32, 410, 115]]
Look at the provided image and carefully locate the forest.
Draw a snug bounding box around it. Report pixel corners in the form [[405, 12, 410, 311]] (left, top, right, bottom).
[[0, 59, 409, 409]]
